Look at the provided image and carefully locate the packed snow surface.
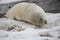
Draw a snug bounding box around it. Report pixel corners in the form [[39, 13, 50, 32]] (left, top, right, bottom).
[[0, 13, 60, 40], [0, 0, 22, 4]]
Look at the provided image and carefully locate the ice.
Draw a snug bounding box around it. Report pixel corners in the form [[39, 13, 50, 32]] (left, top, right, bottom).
[[0, 0, 22, 4], [0, 13, 60, 40]]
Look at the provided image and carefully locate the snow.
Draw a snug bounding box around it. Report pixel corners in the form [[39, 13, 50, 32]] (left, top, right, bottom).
[[0, 13, 60, 40], [0, 0, 23, 4]]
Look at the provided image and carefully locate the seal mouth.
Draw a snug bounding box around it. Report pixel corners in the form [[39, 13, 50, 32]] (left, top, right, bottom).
[[34, 20, 47, 27]]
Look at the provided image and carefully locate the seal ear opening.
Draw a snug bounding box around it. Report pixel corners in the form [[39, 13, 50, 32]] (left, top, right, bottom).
[[40, 18, 43, 21]]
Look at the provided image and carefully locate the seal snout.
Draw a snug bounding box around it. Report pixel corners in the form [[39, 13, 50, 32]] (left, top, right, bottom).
[[44, 20, 47, 24]]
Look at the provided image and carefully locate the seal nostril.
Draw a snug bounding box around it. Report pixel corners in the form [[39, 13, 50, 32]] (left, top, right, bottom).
[[45, 20, 47, 24]]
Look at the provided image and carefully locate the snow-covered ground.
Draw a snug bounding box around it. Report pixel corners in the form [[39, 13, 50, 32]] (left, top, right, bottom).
[[0, 13, 60, 40], [0, 0, 23, 4]]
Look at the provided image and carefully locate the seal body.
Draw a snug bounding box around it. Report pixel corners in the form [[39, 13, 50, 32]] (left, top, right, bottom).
[[5, 2, 47, 26]]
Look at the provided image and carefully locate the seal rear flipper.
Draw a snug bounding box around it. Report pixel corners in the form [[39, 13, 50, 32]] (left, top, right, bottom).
[[0, 13, 8, 18]]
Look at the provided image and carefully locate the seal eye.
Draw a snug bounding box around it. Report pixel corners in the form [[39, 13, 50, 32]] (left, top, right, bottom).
[[40, 18, 42, 21]]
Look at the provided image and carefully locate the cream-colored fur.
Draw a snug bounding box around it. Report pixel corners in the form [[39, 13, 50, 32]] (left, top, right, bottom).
[[5, 2, 47, 26]]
